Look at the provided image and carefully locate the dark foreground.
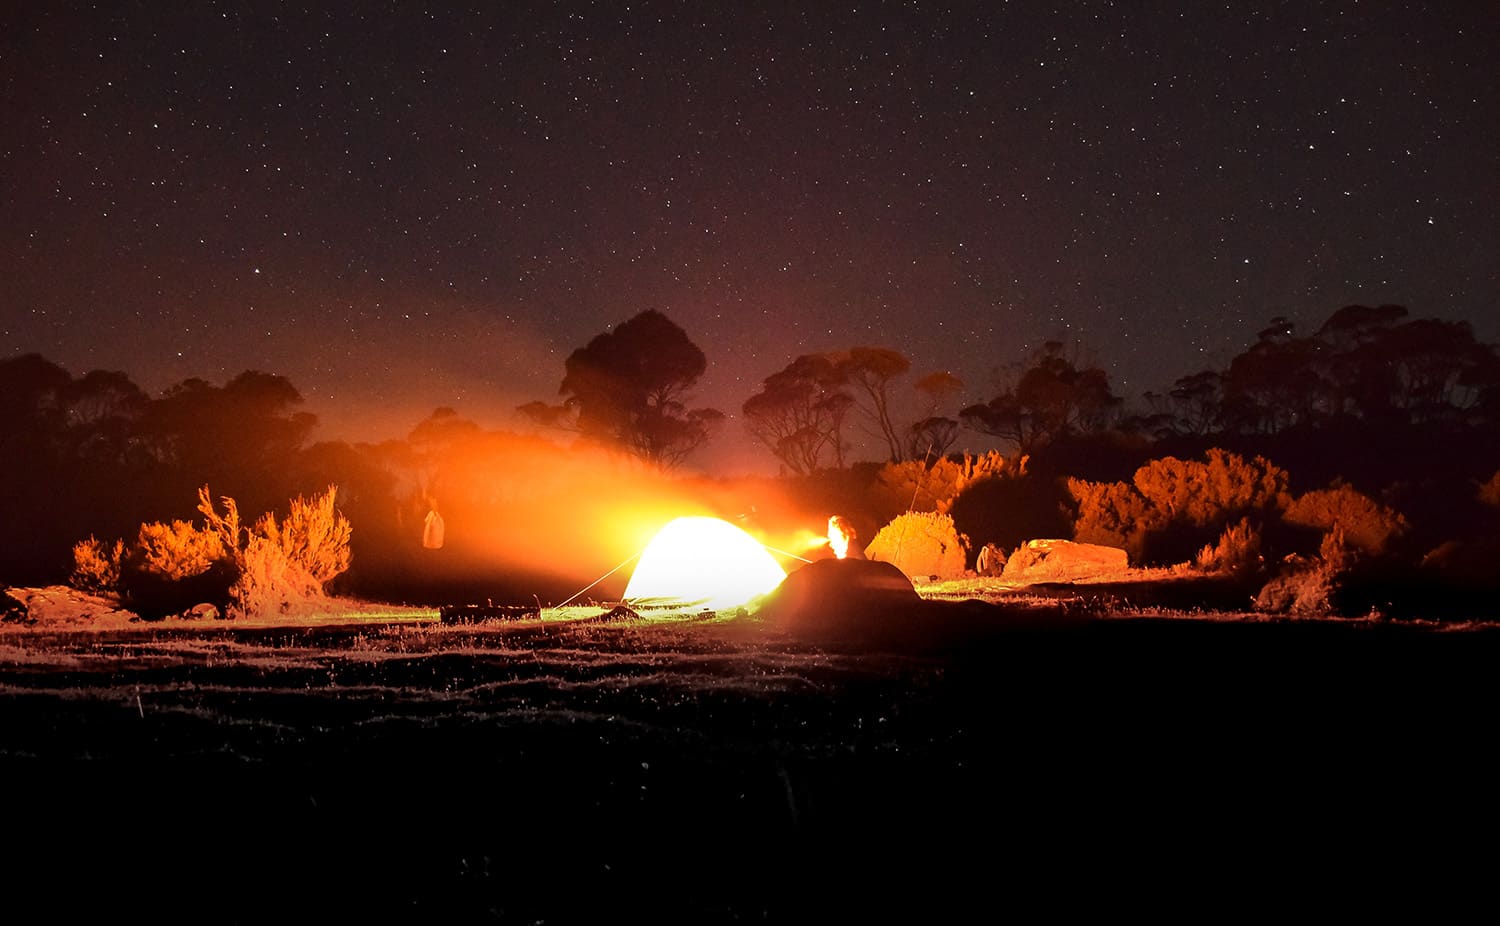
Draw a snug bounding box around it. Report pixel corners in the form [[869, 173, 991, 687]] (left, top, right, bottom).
[[1, 608, 1496, 922]]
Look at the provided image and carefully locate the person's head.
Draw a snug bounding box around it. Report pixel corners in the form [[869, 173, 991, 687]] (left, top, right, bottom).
[[827, 515, 857, 559]]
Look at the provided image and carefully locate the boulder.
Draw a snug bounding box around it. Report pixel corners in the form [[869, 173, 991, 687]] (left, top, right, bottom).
[[3, 585, 137, 627], [753, 558, 920, 633], [181, 602, 221, 621], [1001, 539, 1128, 583]]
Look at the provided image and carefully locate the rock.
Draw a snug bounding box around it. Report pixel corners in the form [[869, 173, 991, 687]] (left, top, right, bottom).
[[1001, 539, 1128, 583], [182, 602, 221, 621], [3, 585, 138, 627], [753, 558, 920, 633], [1, 587, 31, 624]]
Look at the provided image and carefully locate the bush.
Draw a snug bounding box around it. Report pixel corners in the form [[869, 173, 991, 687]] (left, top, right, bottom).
[[1195, 518, 1263, 577], [874, 451, 1016, 518], [865, 511, 969, 580], [1255, 557, 1339, 615], [1131, 449, 1290, 527], [1282, 484, 1407, 557], [1480, 469, 1500, 508], [101, 516, 238, 618], [1069, 449, 1291, 566], [70, 485, 352, 620], [1255, 530, 1364, 617], [132, 518, 229, 581], [1068, 478, 1163, 562], [949, 469, 1073, 558], [70, 536, 124, 594], [231, 486, 352, 617]]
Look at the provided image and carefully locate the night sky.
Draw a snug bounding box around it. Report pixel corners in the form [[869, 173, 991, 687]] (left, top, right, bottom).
[[4, 1, 1497, 474]]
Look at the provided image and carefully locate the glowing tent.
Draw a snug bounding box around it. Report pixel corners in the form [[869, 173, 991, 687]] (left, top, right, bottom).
[[623, 516, 788, 610]]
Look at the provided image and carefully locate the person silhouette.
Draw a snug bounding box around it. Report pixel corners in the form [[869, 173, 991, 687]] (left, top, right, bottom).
[[422, 499, 445, 550], [826, 515, 866, 560]]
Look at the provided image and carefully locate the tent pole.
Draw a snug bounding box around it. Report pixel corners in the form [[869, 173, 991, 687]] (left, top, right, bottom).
[[552, 550, 643, 611]]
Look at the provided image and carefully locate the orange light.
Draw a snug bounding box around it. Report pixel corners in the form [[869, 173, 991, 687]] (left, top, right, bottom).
[[794, 529, 832, 553], [623, 516, 788, 610]]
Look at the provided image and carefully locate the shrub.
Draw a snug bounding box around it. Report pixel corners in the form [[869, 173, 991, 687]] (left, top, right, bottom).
[[1069, 449, 1291, 567], [875, 451, 1016, 517], [1480, 469, 1500, 508], [235, 534, 328, 618], [1254, 529, 1360, 617], [70, 485, 352, 620], [231, 486, 352, 617], [865, 511, 969, 580], [70, 536, 124, 594], [1255, 557, 1339, 615], [949, 469, 1073, 556], [116, 518, 237, 619], [195, 486, 242, 556], [1282, 484, 1407, 557], [132, 518, 228, 581], [1195, 517, 1263, 576], [1131, 449, 1290, 527], [1068, 478, 1163, 562]]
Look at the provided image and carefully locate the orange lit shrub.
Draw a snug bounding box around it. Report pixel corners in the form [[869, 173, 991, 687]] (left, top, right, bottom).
[[1480, 469, 1500, 508], [232, 486, 352, 617], [1282, 484, 1407, 557], [101, 514, 237, 618], [1130, 449, 1289, 526], [70, 536, 125, 594], [1254, 530, 1358, 616], [132, 518, 229, 581], [875, 450, 1017, 517], [865, 511, 969, 580], [1067, 478, 1163, 561], [1254, 557, 1338, 615], [71, 485, 351, 620], [1070, 449, 1290, 566], [1195, 517, 1262, 576]]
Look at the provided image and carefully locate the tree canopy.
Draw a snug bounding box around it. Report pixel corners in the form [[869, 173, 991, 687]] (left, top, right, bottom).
[[520, 310, 723, 469], [960, 341, 1121, 453], [741, 352, 854, 475], [1150, 305, 1500, 438]]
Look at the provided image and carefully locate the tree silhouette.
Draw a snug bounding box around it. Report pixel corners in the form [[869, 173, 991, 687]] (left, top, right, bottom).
[[0, 355, 165, 582], [907, 370, 965, 458], [140, 370, 317, 515], [907, 416, 961, 459], [64, 369, 150, 465], [520, 310, 722, 470], [1220, 319, 1327, 433], [1374, 318, 1496, 424], [841, 347, 912, 462], [961, 341, 1121, 453], [0, 353, 72, 454], [743, 347, 958, 469], [1201, 306, 1500, 436], [1146, 370, 1224, 437], [741, 353, 853, 474]]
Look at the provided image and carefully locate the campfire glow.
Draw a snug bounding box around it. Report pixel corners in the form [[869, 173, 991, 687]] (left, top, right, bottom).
[[623, 516, 788, 610]]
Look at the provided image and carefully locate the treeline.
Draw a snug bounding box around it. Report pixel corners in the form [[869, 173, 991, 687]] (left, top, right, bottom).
[[0, 356, 397, 591], [3, 303, 1498, 617], [0, 354, 759, 607]]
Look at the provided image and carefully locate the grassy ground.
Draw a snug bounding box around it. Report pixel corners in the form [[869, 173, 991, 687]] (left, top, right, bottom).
[[3, 564, 1497, 917], [2, 581, 1497, 921]]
